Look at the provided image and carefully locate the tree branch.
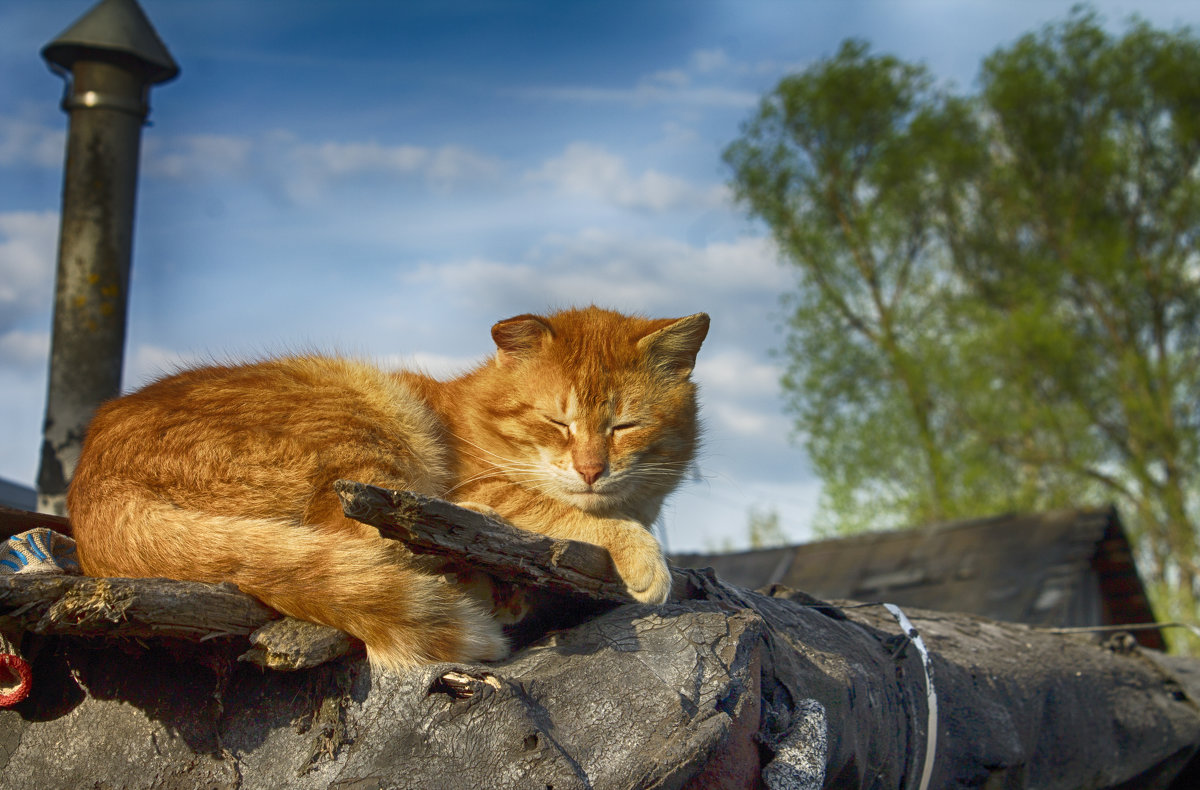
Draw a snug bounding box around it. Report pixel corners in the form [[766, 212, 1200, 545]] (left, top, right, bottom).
[[334, 480, 647, 603]]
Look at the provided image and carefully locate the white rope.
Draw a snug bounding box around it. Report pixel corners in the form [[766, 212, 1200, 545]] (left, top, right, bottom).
[[884, 603, 938, 790]]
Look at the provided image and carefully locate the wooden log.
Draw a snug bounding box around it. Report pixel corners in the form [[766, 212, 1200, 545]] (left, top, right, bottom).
[[0, 505, 71, 540], [0, 487, 1199, 786], [1, 568, 1198, 789], [335, 480, 647, 602], [0, 574, 276, 641], [0, 572, 361, 671], [0, 486, 652, 670], [240, 617, 360, 670], [240, 482, 657, 669]]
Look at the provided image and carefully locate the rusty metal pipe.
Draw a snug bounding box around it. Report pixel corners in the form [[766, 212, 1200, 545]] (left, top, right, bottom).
[[36, 0, 177, 515]]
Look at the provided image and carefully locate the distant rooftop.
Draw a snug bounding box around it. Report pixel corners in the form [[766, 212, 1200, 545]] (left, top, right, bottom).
[[0, 478, 35, 511], [672, 506, 1164, 650]]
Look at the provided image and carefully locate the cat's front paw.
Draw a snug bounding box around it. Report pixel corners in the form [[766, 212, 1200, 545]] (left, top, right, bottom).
[[607, 521, 672, 605]]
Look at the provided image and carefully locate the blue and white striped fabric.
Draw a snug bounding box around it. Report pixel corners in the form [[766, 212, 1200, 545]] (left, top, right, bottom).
[[0, 529, 79, 575]]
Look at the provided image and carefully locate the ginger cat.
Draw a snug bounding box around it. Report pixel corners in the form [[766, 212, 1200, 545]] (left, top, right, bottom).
[[68, 307, 709, 671]]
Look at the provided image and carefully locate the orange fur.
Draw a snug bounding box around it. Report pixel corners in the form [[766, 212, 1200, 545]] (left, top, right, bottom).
[[68, 307, 709, 671]]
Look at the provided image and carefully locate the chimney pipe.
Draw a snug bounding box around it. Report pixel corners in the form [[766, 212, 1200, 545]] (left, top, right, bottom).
[[36, 0, 178, 515]]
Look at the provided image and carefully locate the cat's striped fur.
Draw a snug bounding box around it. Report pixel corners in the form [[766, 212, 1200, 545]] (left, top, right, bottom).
[[68, 307, 709, 671]]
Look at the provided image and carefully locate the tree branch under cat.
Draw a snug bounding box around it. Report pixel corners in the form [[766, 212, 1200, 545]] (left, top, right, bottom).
[[0, 574, 276, 642], [0, 482, 663, 670], [334, 480, 685, 602]]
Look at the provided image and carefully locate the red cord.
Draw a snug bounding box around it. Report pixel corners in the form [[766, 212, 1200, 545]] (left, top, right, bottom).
[[0, 654, 33, 706]]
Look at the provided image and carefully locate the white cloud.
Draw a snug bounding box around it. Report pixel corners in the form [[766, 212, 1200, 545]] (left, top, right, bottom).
[[0, 211, 58, 331], [0, 365, 46, 486], [405, 230, 786, 317], [426, 145, 505, 188], [693, 349, 792, 444], [695, 349, 781, 399], [690, 48, 732, 74], [511, 46, 759, 109], [277, 137, 503, 203], [371, 351, 479, 379], [0, 116, 64, 169], [144, 134, 253, 180], [301, 140, 428, 176], [530, 228, 786, 297], [406, 256, 540, 299], [0, 330, 49, 369], [708, 400, 773, 436], [660, 121, 700, 147], [527, 142, 727, 212], [515, 84, 756, 109], [288, 138, 503, 185], [699, 385, 795, 445], [121, 345, 483, 390], [644, 68, 690, 88], [138, 130, 504, 203]]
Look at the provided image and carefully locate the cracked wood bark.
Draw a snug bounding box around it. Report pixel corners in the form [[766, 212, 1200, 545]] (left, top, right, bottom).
[[0, 575, 276, 641], [0, 483, 644, 669], [2, 491, 1200, 787], [240, 616, 359, 670], [0, 573, 346, 671], [334, 479, 650, 602], [0, 568, 1197, 789]]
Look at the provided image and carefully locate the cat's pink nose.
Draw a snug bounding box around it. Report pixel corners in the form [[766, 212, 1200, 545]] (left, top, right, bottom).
[[575, 462, 604, 485]]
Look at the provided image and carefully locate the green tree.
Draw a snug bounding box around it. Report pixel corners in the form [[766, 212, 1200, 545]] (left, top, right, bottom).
[[725, 8, 1200, 641]]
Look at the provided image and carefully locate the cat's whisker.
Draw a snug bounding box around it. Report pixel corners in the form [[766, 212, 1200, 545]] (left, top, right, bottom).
[[630, 460, 690, 470], [446, 431, 533, 468], [621, 467, 688, 479], [452, 459, 545, 481], [452, 451, 546, 478], [441, 466, 558, 498], [442, 470, 550, 497], [624, 465, 688, 474], [446, 454, 544, 479], [441, 476, 499, 497]]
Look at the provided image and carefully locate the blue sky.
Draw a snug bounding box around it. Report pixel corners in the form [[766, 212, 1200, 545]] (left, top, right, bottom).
[[2, 0, 1197, 551]]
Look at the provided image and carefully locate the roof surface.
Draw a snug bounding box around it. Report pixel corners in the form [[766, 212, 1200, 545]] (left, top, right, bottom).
[[672, 506, 1163, 649]]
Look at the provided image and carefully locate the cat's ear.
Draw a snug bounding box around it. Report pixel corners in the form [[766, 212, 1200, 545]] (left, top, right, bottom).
[[491, 314, 554, 367], [637, 313, 710, 376]]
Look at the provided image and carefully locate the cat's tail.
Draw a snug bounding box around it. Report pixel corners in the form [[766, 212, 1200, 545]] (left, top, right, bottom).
[[71, 498, 508, 672]]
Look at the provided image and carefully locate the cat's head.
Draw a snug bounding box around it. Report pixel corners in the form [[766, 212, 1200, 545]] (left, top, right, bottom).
[[472, 306, 709, 519]]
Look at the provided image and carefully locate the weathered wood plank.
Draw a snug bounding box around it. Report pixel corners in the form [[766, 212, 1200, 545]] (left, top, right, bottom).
[[0, 505, 71, 540], [240, 616, 359, 670], [0, 574, 276, 641], [0, 486, 1199, 787], [335, 480, 644, 602], [0, 483, 658, 668]]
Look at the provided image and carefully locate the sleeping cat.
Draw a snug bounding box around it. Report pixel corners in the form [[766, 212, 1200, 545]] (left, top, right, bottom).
[[67, 306, 709, 671]]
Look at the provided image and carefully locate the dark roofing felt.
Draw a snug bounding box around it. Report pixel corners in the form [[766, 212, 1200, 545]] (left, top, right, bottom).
[[672, 506, 1164, 650]]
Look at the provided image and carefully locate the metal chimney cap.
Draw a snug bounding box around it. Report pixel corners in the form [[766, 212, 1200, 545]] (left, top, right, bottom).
[[42, 0, 179, 84]]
